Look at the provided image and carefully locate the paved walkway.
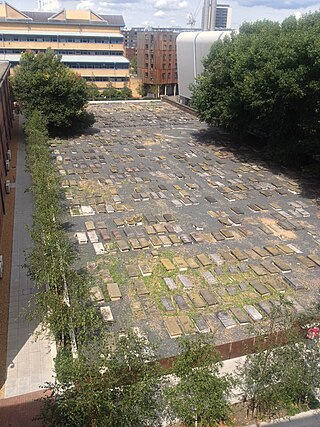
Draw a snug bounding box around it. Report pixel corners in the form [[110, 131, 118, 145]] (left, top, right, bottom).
[[4, 115, 55, 398], [248, 410, 320, 426]]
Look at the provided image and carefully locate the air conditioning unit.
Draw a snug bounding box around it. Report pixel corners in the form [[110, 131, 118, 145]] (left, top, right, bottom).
[[5, 159, 9, 172], [5, 180, 10, 194], [0, 256, 3, 279], [6, 150, 11, 161]]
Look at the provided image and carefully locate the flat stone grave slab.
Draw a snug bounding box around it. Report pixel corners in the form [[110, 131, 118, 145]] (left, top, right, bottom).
[[129, 238, 142, 250], [265, 277, 286, 292], [178, 315, 195, 334], [193, 316, 210, 333], [199, 289, 218, 306], [174, 295, 189, 310], [126, 265, 139, 278], [164, 317, 183, 338], [161, 258, 175, 271], [180, 234, 193, 244], [189, 292, 206, 308], [249, 263, 268, 276], [296, 255, 317, 269], [107, 283, 122, 301], [160, 235, 172, 247], [186, 257, 199, 269], [220, 229, 235, 239], [307, 254, 320, 266], [134, 279, 149, 296], [220, 251, 235, 263], [260, 261, 278, 274], [257, 301, 273, 316], [217, 311, 237, 329], [150, 235, 162, 248], [163, 277, 178, 291], [100, 306, 114, 323], [226, 286, 238, 295], [250, 279, 270, 296], [264, 246, 282, 256], [93, 243, 106, 255], [139, 263, 152, 277], [243, 305, 263, 321], [231, 249, 248, 262], [210, 253, 224, 266], [277, 244, 295, 255], [75, 232, 88, 244], [283, 275, 304, 291], [174, 257, 188, 271], [252, 247, 270, 258], [161, 297, 175, 312], [96, 221, 107, 229], [169, 234, 181, 245], [286, 296, 304, 313], [201, 271, 217, 285], [177, 275, 193, 290], [90, 286, 105, 303], [118, 239, 130, 252], [212, 232, 225, 242], [272, 259, 291, 273], [85, 220, 95, 231], [230, 307, 251, 325]]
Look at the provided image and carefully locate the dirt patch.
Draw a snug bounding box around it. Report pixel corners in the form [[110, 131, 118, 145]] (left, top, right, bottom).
[[260, 217, 297, 240]]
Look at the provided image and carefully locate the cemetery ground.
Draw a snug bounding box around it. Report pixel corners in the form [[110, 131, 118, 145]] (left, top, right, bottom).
[[53, 101, 320, 359]]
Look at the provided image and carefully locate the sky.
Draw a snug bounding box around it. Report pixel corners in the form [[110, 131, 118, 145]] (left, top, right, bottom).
[[9, 0, 320, 29]]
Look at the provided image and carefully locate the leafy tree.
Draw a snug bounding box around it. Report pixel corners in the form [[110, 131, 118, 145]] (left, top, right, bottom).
[[120, 85, 133, 99], [238, 299, 320, 420], [40, 333, 165, 427], [165, 338, 233, 427], [191, 13, 320, 165], [11, 49, 94, 134], [87, 83, 101, 100], [103, 84, 122, 100], [130, 56, 137, 74]]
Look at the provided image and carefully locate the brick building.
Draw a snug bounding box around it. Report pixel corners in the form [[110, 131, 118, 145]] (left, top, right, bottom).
[[0, 61, 13, 239], [137, 30, 178, 97]]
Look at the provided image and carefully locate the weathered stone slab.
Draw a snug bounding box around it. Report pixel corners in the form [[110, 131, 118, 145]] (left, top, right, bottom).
[[283, 275, 304, 291], [296, 255, 317, 269], [178, 315, 196, 334], [174, 257, 188, 271], [196, 253, 211, 267], [177, 275, 193, 290], [220, 229, 235, 239], [100, 306, 114, 323], [160, 235, 172, 247], [209, 253, 224, 266], [139, 263, 152, 277], [186, 257, 200, 269], [163, 277, 178, 291], [217, 311, 237, 329], [230, 307, 251, 325], [174, 295, 189, 310], [107, 283, 122, 301], [193, 316, 210, 333], [127, 265, 139, 278], [164, 317, 183, 338], [231, 249, 248, 262], [190, 232, 205, 243], [180, 234, 193, 244], [199, 289, 218, 306], [100, 229, 111, 241], [161, 298, 175, 312], [264, 246, 282, 256], [249, 264, 268, 276], [85, 220, 95, 231], [161, 258, 175, 271], [307, 254, 320, 266], [252, 247, 270, 258], [150, 235, 162, 248], [189, 293, 206, 308], [212, 232, 225, 242], [260, 261, 278, 275], [201, 271, 217, 285], [75, 232, 88, 244], [90, 286, 105, 303], [134, 279, 149, 295], [273, 259, 291, 273], [145, 225, 156, 235], [277, 244, 294, 255], [129, 238, 142, 250], [169, 234, 181, 245], [93, 242, 106, 255], [220, 251, 235, 262], [257, 301, 273, 316], [243, 305, 263, 321], [118, 239, 130, 252], [96, 221, 107, 229], [250, 279, 270, 296]]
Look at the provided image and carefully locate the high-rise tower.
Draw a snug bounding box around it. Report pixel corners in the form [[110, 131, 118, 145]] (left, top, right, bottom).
[[201, 0, 217, 31]]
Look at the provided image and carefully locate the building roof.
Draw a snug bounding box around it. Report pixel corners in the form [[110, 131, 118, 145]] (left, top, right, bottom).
[[0, 60, 9, 79], [0, 29, 124, 37]]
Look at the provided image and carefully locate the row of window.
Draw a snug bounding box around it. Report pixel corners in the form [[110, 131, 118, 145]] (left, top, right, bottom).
[[10, 60, 129, 69], [0, 48, 123, 55], [144, 71, 177, 79], [84, 76, 129, 82], [0, 35, 123, 44]]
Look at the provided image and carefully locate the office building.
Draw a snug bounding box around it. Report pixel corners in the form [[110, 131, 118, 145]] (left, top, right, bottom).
[[0, 2, 129, 89], [202, 1, 232, 30], [215, 4, 232, 29]]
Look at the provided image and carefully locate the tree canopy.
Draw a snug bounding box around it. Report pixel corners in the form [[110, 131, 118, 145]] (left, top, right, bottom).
[[191, 12, 320, 165], [11, 49, 94, 134]]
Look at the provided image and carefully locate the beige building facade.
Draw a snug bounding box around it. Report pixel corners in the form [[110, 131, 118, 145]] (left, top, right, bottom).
[[0, 2, 129, 89]]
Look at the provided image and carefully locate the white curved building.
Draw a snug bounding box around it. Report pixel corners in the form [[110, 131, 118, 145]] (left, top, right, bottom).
[[176, 30, 231, 104]]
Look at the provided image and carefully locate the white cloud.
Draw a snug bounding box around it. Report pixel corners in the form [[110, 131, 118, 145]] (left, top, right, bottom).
[[76, 0, 95, 10], [41, 0, 61, 11], [154, 0, 188, 11], [154, 9, 165, 16], [237, 0, 320, 9]]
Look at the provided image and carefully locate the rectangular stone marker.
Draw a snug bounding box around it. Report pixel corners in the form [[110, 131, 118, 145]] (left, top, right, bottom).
[[217, 311, 237, 329], [174, 257, 188, 271], [169, 234, 181, 245], [189, 293, 206, 308], [243, 305, 263, 321], [229, 216, 241, 226], [260, 261, 278, 275], [307, 254, 320, 267], [212, 232, 225, 242], [199, 289, 218, 306], [127, 265, 139, 278], [161, 258, 175, 271], [226, 286, 239, 295], [163, 277, 178, 291], [180, 234, 193, 244], [93, 243, 105, 255], [139, 263, 152, 277], [145, 225, 156, 235], [231, 206, 244, 215], [150, 235, 162, 248], [75, 232, 88, 244], [296, 255, 317, 269], [220, 229, 235, 240], [174, 295, 189, 310], [273, 259, 291, 273], [100, 306, 114, 323], [220, 251, 235, 263], [144, 214, 157, 224], [154, 224, 166, 234], [190, 232, 204, 243], [196, 253, 211, 267], [249, 279, 270, 296], [118, 239, 130, 252], [209, 253, 224, 266], [186, 257, 200, 269], [134, 279, 149, 296], [88, 230, 99, 243], [231, 249, 248, 262], [172, 224, 183, 233], [90, 286, 104, 303], [107, 283, 122, 301], [259, 225, 273, 235], [178, 315, 195, 334], [161, 297, 175, 312], [160, 235, 172, 247], [277, 244, 294, 255], [193, 316, 210, 333], [164, 317, 183, 338], [201, 271, 217, 285], [252, 247, 270, 258], [100, 229, 111, 241], [230, 307, 251, 325], [164, 213, 175, 222], [129, 238, 142, 250], [177, 275, 193, 290], [139, 238, 150, 250], [283, 275, 304, 291], [286, 296, 304, 313], [172, 199, 182, 207], [97, 221, 107, 229], [264, 246, 282, 256], [249, 264, 268, 276], [266, 277, 286, 292], [85, 220, 95, 231], [257, 301, 273, 316]]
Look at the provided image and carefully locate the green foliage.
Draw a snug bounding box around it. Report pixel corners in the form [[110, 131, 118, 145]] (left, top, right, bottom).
[[238, 300, 320, 419], [103, 84, 133, 100], [165, 338, 233, 427], [191, 13, 320, 165], [40, 333, 164, 427], [86, 82, 102, 100], [130, 56, 137, 74], [11, 49, 94, 134]]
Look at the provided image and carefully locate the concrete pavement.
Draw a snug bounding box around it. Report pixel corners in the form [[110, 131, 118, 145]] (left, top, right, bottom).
[[4, 115, 55, 398], [248, 410, 320, 426]]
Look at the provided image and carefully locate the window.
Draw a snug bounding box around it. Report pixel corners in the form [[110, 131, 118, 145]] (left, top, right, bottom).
[[168, 72, 171, 78]]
